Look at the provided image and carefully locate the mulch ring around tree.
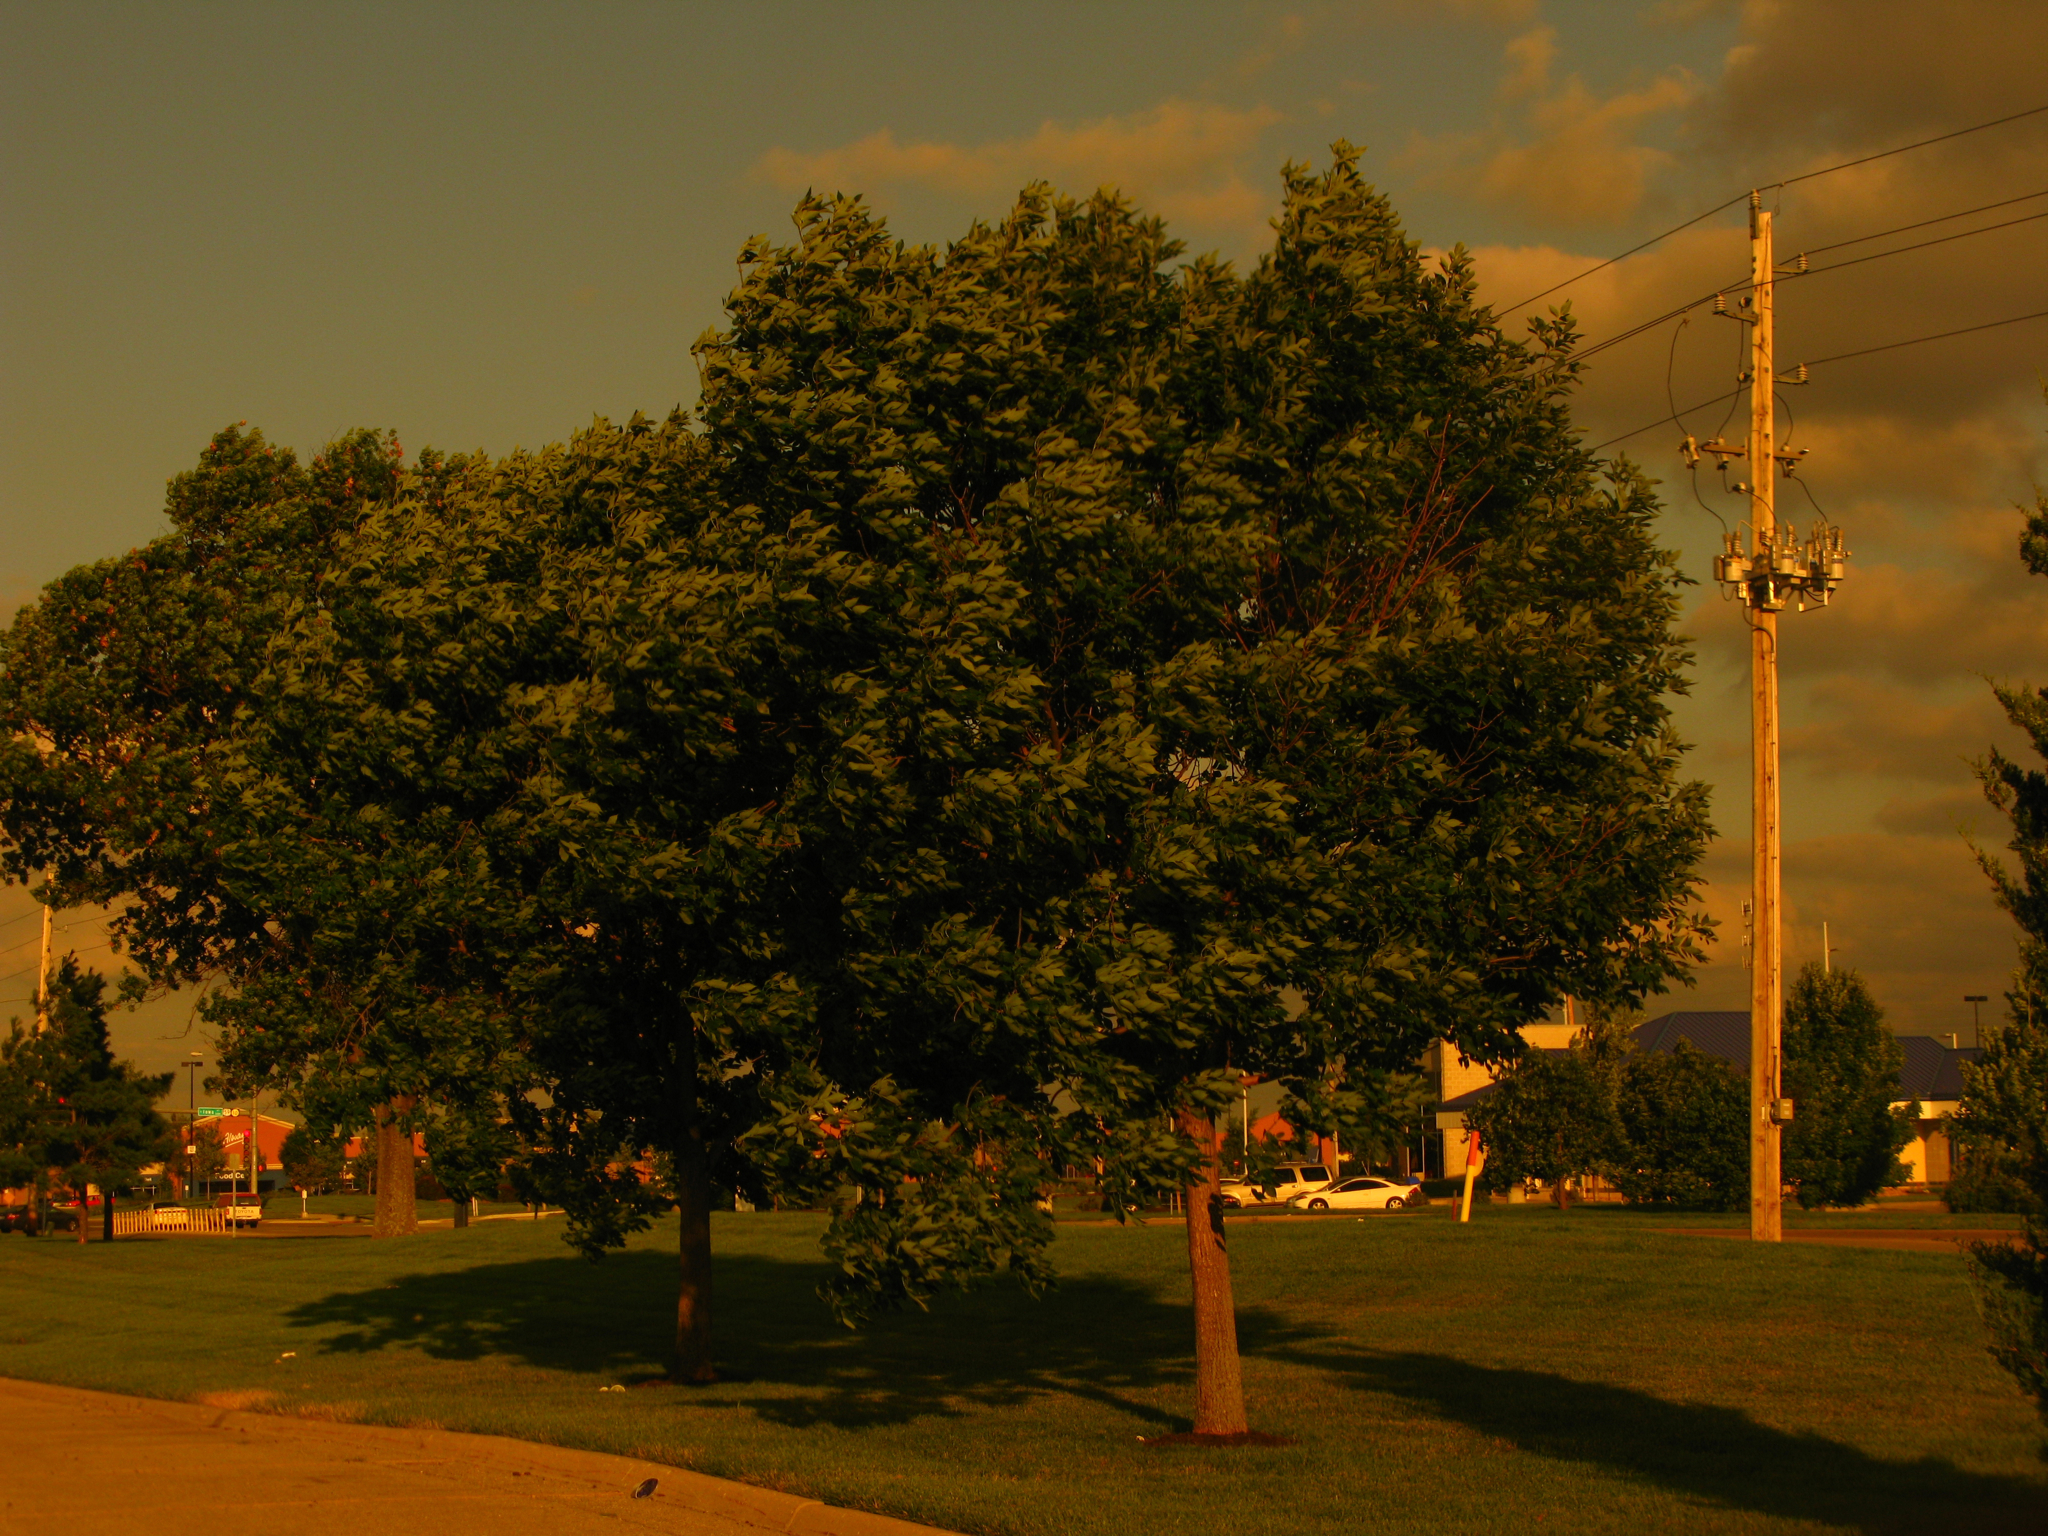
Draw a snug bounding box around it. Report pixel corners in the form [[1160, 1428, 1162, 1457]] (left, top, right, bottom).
[[1138, 1431, 1297, 1448]]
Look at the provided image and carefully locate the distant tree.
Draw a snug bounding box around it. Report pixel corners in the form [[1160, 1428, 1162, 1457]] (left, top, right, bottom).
[[1781, 964, 1913, 1209], [345, 1140, 378, 1197], [184, 1121, 230, 1195], [1610, 1040, 1747, 1210], [279, 1124, 345, 1198], [0, 1011, 47, 1201], [422, 1104, 513, 1228], [0, 958, 173, 1239], [1466, 1050, 1616, 1209], [0, 426, 435, 1228]]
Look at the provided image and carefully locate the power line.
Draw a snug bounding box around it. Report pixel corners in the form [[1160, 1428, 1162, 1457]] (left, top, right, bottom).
[[1561, 204, 2046, 367], [1799, 188, 2048, 256], [1500, 196, 1748, 313], [1777, 102, 2048, 188], [1589, 387, 1743, 454], [1795, 306, 2048, 368], [1802, 207, 2048, 277], [1586, 304, 2048, 453], [1500, 101, 2048, 314]]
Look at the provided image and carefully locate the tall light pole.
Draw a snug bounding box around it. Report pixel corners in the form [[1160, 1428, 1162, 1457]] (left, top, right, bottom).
[[183, 1054, 203, 1202], [1964, 995, 1988, 1047], [1704, 190, 1849, 1243]]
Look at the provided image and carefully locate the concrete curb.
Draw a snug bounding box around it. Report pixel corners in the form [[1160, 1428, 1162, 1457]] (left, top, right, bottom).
[[1, 1376, 959, 1535]]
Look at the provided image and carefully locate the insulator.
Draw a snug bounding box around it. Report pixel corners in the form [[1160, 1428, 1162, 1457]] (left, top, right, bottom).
[[1713, 294, 1728, 315]]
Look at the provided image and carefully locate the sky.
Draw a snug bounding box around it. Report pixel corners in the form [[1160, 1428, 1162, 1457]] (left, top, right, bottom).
[[4, 0, 2047, 1075]]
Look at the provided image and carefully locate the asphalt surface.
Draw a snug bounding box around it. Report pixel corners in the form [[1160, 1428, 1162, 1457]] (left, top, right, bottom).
[[1659, 1226, 2022, 1251], [0, 1376, 955, 1535]]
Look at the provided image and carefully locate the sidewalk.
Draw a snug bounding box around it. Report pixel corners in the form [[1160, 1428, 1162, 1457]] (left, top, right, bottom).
[[0, 1376, 957, 1535]]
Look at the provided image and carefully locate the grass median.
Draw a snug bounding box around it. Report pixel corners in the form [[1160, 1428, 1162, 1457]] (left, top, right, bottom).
[[1, 1203, 2041, 1534]]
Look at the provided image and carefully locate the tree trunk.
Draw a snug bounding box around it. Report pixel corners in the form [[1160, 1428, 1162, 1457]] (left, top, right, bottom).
[[1178, 1109, 1248, 1435], [372, 1099, 418, 1236], [453, 1196, 469, 1229], [101, 1185, 113, 1243], [673, 1094, 715, 1383]]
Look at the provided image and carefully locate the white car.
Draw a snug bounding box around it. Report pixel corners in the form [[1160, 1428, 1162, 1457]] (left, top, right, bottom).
[[1288, 1175, 1416, 1212]]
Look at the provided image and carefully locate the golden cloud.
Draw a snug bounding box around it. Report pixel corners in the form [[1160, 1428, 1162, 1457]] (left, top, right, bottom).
[[1400, 26, 1700, 225], [752, 99, 1285, 238], [1686, 826, 2017, 1031]]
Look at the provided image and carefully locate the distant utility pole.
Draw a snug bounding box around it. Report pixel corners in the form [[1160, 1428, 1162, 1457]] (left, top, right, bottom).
[[1696, 190, 1850, 1244]]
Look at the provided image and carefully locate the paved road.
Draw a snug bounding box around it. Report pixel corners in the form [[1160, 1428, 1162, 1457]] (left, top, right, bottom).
[[1659, 1227, 2023, 1252], [0, 1376, 954, 1535]]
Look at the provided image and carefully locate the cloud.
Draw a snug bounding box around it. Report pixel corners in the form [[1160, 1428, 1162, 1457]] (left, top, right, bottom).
[[1400, 27, 1699, 225], [1685, 827, 2017, 1031], [1874, 784, 1992, 839], [753, 99, 1285, 239], [1234, 12, 1310, 82], [1703, 0, 2048, 183], [1778, 678, 2019, 784]]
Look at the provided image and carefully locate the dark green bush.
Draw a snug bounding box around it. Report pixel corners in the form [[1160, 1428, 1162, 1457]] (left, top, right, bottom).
[[1609, 1041, 1747, 1211]]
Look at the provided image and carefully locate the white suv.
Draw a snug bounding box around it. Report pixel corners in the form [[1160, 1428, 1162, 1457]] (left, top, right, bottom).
[[215, 1193, 264, 1229], [1220, 1164, 1333, 1207]]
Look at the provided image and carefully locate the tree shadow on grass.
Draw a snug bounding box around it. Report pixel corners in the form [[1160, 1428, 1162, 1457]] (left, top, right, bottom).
[[1282, 1343, 2047, 1535], [284, 1245, 1320, 1434]]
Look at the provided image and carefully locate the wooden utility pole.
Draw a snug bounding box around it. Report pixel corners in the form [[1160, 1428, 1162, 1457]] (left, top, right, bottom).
[[1748, 193, 1784, 1243], [1704, 190, 1849, 1243]]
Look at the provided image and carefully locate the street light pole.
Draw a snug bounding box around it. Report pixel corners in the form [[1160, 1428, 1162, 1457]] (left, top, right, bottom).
[[184, 1055, 203, 1202], [1964, 995, 1988, 1048]]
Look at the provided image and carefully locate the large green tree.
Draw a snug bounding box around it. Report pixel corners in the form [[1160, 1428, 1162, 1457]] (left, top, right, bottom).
[[694, 149, 1711, 1430], [1780, 963, 1913, 1209]]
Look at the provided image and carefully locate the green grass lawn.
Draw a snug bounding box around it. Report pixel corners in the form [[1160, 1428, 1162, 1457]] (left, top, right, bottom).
[[1, 1204, 2041, 1535]]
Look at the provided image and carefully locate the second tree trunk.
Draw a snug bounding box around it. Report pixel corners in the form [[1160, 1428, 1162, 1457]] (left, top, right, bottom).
[[1178, 1109, 1248, 1434]]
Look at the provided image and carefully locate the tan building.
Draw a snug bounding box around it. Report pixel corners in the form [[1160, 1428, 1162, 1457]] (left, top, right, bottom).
[[1432, 1009, 1982, 1189], [1894, 1035, 1980, 1185], [1429, 1020, 1576, 1175]]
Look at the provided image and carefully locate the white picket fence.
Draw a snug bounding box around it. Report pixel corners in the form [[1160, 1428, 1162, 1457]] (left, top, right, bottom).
[[113, 1205, 232, 1236]]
